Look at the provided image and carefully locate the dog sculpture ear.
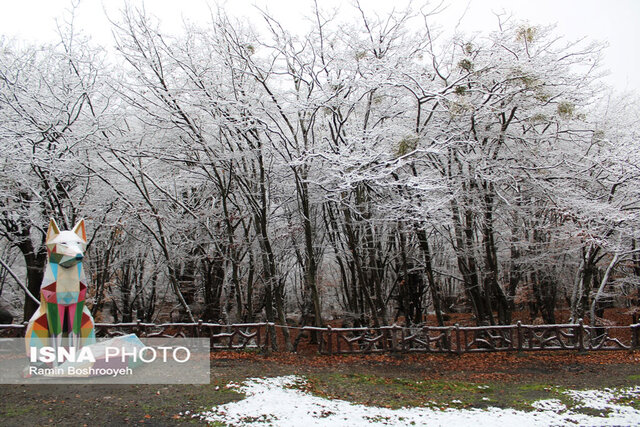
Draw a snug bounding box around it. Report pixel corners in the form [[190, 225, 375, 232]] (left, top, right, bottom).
[[72, 218, 87, 242], [46, 219, 60, 243]]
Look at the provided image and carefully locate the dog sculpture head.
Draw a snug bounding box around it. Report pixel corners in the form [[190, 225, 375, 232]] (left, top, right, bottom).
[[45, 219, 87, 268]]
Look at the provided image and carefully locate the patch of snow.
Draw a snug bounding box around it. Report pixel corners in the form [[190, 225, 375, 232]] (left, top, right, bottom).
[[196, 376, 640, 426], [565, 386, 640, 420], [531, 399, 566, 412]]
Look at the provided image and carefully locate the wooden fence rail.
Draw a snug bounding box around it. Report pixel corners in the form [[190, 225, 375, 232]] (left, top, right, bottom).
[[1, 320, 639, 354]]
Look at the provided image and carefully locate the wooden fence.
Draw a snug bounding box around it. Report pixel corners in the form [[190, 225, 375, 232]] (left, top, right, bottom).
[[314, 321, 640, 354], [1, 320, 639, 354]]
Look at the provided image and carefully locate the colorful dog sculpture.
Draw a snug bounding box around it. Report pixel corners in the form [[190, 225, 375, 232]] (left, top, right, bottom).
[[25, 219, 96, 359]]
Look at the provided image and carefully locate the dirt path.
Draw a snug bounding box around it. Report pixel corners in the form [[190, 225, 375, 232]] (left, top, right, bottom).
[[0, 351, 638, 425]]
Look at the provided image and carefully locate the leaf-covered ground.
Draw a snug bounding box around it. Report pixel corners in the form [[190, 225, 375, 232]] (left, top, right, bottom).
[[0, 350, 638, 425]]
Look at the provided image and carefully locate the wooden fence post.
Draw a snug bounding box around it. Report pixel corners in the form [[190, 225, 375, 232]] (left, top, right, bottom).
[[423, 326, 430, 352], [444, 326, 451, 352], [135, 319, 143, 337], [517, 321, 523, 353], [455, 324, 462, 355], [391, 324, 398, 353], [256, 324, 262, 350], [577, 319, 585, 353]]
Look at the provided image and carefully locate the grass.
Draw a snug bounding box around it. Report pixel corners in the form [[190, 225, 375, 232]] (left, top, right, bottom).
[[0, 381, 245, 425], [614, 395, 640, 410], [287, 373, 627, 414], [2, 354, 638, 424], [160, 380, 246, 423], [0, 402, 39, 417], [612, 380, 640, 411]]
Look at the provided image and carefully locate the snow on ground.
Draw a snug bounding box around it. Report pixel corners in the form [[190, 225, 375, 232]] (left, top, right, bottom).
[[196, 376, 640, 426]]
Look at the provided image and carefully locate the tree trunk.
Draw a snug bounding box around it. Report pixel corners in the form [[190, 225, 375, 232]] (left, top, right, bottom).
[[342, 206, 381, 327], [415, 227, 445, 326], [571, 244, 600, 321], [482, 188, 511, 324], [18, 239, 47, 321], [450, 198, 491, 325], [590, 253, 619, 326], [299, 180, 323, 328]]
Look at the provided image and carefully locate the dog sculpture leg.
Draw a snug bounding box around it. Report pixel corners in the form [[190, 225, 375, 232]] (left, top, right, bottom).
[[25, 306, 50, 360]]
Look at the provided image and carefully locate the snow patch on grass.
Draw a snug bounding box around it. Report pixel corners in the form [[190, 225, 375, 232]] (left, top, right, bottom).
[[196, 376, 640, 426], [566, 386, 640, 416], [530, 399, 566, 412]]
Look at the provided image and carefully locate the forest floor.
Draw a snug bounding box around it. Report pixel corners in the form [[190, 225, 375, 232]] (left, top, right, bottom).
[[0, 350, 639, 425]]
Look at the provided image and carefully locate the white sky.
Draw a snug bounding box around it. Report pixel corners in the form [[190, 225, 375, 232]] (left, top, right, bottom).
[[1, 0, 639, 92]]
